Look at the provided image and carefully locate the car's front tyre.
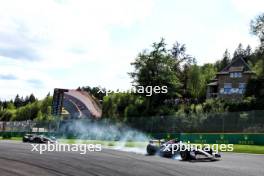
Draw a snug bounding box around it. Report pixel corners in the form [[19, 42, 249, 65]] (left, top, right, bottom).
[[22, 137, 28, 142], [146, 144, 158, 155], [180, 150, 190, 161]]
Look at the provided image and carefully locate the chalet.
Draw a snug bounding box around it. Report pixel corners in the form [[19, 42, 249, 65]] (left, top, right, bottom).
[[207, 57, 255, 99]]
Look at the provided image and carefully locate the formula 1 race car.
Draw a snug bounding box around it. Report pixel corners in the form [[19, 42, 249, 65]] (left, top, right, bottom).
[[22, 134, 57, 144], [146, 139, 221, 161]]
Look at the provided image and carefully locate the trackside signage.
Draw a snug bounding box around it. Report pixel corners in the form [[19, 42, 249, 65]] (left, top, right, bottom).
[[180, 133, 264, 145]]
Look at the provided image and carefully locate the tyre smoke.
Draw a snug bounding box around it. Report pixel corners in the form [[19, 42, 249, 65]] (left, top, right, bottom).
[[58, 119, 150, 154]]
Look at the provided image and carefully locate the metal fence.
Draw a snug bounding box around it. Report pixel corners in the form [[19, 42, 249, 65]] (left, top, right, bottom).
[[126, 110, 264, 133], [0, 110, 263, 134], [0, 120, 58, 133], [180, 133, 264, 145]]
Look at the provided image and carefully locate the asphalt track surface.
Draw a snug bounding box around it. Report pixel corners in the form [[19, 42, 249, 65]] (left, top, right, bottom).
[[0, 141, 263, 176]]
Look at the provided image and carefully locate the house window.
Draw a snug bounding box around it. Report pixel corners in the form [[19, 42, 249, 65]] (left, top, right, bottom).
[[239, 83, 246, 94], [230, 72, 242, 78], [224, 83, 232, 94]]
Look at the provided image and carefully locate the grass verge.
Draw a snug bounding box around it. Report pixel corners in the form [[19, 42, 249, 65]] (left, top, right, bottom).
[[58, 139, 147, 148], [232, 144, 264, 154], [0, 137, 22, 141], [1, 137, 263, 154], [190, 143, 264, 154]]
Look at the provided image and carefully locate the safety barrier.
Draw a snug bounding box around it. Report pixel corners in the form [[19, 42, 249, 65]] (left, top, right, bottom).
[[1, 132, 264, 145], [149, 133, 264, 145], [180, 133, 264, 145]]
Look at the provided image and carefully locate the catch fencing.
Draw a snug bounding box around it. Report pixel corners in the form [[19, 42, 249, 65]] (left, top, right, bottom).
[[149, 133, 264, 145], [0, 110, 263, 144], [1, 110, 264, 134], [126, 110, 264, 133]]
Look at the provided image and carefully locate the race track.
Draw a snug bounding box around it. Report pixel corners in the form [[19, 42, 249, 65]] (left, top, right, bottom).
[[0, 141, 263, 176]]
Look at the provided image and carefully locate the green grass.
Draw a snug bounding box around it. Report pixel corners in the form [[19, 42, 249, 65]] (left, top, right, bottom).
[[0, 136, 22, 140], [107, 141, 115, 146], [190, 143, 264, 154], [1, 137, 263, 154], [58, 139, 110, 146], [58, 139, 264, 154], [58, 139, 147, 148], [232, 144, 264, 154]]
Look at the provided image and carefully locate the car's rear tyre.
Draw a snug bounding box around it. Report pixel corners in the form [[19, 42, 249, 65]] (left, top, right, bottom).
[[22, 137, 28, 142], [180, 150, 190, 161], [146, 144, 158, 155], [33, 138, 41, 143]]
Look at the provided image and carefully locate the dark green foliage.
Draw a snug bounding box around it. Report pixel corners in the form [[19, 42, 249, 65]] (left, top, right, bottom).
[[14, 94, 24, 108], [214, 49, 231, 71], [251, 13, 264, 45], [102, 93, 146, 120], [233, 43, 250, 61], [0, 110, 14, 121], [245, 78, 264, 98], [0, 94, 53, 121], [80, 86, 106, 101], [224, 97, 256, 112], [13, 94, 37, 108], [129, 39, 194, 115], [186, 64, 216, 100]]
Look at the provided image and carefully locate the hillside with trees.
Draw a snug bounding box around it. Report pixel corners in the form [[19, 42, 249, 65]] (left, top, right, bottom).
[[1, 13, 264, 124], [0, 94, 53, 122]]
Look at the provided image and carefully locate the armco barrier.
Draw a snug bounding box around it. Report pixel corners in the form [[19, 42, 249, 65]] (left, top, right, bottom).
[[149, 133, 264, 145], [0, 132, 58, 138], [1, 132, 264, 145], [180, 133, 264, 145], [150, 133, 181, 140]]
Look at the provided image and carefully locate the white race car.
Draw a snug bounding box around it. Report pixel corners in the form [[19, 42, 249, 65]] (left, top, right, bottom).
[[146, 139, 221, 161]]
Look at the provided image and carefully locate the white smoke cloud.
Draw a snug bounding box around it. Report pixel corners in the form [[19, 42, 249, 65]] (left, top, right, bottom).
[[59, 119, 150, 154]]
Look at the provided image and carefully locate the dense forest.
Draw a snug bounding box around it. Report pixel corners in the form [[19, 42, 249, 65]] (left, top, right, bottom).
[[0, 94, 53, 122], [0, 13, 264, 122]]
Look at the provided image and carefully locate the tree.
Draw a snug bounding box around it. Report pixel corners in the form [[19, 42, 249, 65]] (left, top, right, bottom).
[[2, 101, 8, 109], [102, 93, 146, 119], [245, 78, 264, 98], [0, 110, 14, 121], [129, 39, 182, 114], [215, 49, 231, 71], [200, 63, 217, 99], [222, 49, 231, 67], [252, 59, 263, 77], [14, 94, 23, 108], [187, 65, 205, 99], [81, 86, 106, 101], [171, 41, 195, 72], [180, 64, 191, 97], [40, 95, 52, 114], [7, 102, 15, 110], [245, 45, 252, 57], [233, 43, 246, 60], [251, 13, 264, 46], [170, 41, 196, 95], [251, 13, 264, 77], [29, 94, 36, 103], [36, 110, 43, 121], [201, 64, 217, 83]]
